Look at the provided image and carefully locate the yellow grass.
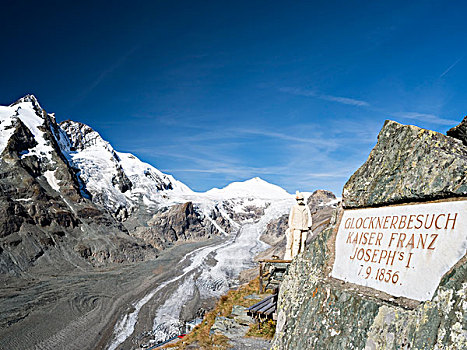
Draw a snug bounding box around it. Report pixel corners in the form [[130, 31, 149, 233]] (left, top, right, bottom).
[[163, 277, 273, 349], [245, 319, 276, 339]]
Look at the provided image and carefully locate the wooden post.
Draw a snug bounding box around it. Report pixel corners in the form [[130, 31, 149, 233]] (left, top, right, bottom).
[[259, 263, 263, 293]]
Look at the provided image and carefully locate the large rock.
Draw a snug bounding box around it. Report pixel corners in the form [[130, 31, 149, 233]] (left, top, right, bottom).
[[343, 120, 467, 208], [210, 316, 249, 338], [272, 120, 467, 350], [271, 222, 467, 350], [231, 305, 254, 325]]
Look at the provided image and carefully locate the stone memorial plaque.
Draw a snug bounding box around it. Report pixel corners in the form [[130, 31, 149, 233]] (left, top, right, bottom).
[[331, 200, 467, 301]]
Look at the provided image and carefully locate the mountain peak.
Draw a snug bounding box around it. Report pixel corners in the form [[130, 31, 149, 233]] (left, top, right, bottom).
[[205, 177, 291, 200], [245, 176, 266, 183], [10, 94, 42, 111]]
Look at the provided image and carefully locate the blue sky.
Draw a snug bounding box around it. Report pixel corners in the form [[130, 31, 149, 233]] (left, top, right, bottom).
[[1, 1, 466, 195]]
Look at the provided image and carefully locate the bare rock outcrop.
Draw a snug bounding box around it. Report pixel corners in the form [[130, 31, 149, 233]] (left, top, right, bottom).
[[343, 120, 467, 208], [447, 115, 467, 146], [133, 202, 223, 249]]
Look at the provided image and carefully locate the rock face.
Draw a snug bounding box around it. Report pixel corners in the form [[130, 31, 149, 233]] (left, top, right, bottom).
[[343, 120, 467, 208], [307, 189, 336, 209], [133, 202, 227, 249], [272, 120, 467, 350], [261, 214, 288, 247], [447, 115, 467, 146]]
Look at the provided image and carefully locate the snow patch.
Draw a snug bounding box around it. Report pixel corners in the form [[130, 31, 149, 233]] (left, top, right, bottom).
[[0, 110, 16, 155], [44, 170, 61, 192], [0, 101, 55, 161]]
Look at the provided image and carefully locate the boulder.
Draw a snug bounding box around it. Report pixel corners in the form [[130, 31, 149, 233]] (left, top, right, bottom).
[[343, 120, 467, 208], [231, 305, 254, 325], [210, 316, 249, 338], [271, 120, 467, 350]]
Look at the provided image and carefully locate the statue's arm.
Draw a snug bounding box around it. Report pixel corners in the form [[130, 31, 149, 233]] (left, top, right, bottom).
[[288, 206, 294, 229], [306, 205, 312, 229]]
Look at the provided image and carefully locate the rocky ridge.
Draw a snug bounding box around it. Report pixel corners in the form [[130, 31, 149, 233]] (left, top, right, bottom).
[[59, 119, 192, 220], [271, 119, 467, 349]]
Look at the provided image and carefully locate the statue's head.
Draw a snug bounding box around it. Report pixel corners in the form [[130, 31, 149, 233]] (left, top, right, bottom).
[[295, 191, 305, 203]]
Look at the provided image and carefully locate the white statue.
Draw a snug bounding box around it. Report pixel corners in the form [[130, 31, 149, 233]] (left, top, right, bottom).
[[284, 191, 312, 260]]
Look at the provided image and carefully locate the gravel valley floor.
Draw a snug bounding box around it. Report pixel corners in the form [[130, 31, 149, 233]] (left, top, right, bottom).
[[0, 239, 222, 350]]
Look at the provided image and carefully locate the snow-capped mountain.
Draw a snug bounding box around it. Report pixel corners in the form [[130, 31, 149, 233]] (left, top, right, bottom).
[[204, 177, 290, 200], [0, 95, 295, 276], [1, 95, 52, 159], [0, 95, 334, 350], [54, 113, 294, 229], [0, 95, 163, 275], [198, 177, 292, 224], [59, 119, 192, 220], [56, 118, 292, 230]]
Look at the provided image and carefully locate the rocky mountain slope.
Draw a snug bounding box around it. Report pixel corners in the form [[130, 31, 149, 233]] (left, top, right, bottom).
[[0, 95, 156, 276], [271, 119, 467, 350]]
